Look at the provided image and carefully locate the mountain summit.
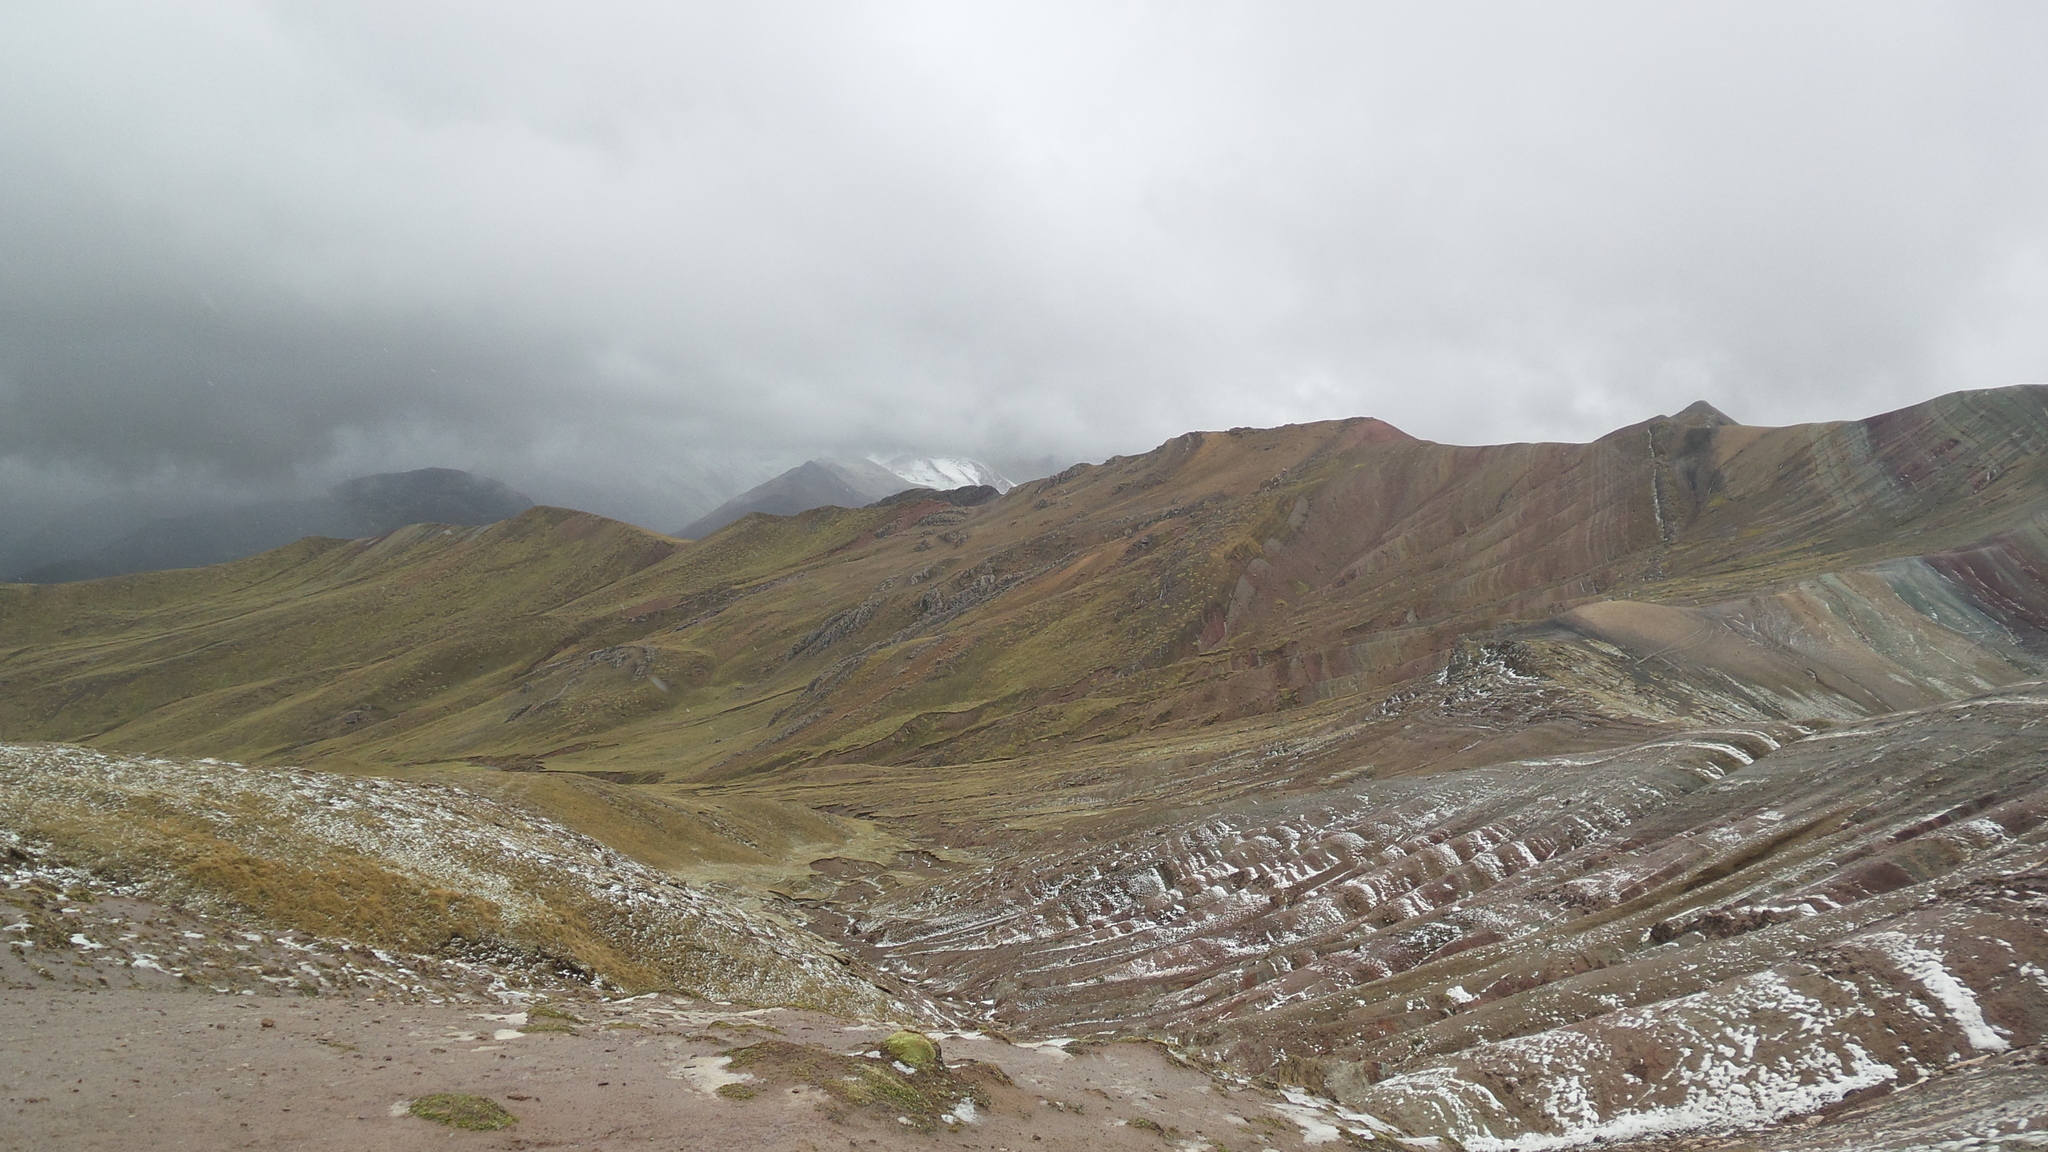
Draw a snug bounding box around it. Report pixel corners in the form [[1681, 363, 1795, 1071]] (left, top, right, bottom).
[[868, 454, 1013, 494], [676, 455, 1014, 539], [1670, 398, 1735, 425]]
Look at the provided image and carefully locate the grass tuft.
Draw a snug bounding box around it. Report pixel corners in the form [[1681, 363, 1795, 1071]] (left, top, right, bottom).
[[723, 1039, 997, 1132], [408, 1093, 517, 1131]]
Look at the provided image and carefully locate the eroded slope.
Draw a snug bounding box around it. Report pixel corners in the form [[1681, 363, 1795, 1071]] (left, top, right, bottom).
[[834, 688, 2048, 1148]]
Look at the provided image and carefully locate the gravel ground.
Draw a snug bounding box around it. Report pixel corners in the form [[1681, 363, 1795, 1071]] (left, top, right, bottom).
[[0, 984, 1376, 1152]]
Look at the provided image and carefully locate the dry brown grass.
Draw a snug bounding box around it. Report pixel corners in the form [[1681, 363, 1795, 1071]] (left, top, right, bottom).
[[0, 743, 912, 1016]]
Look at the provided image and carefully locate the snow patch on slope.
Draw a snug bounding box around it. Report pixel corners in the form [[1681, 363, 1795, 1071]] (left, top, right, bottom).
[[1866, 932, 2011, 1052], [871, 455, 1013, 494], [1356, 966, 1907, 1150]]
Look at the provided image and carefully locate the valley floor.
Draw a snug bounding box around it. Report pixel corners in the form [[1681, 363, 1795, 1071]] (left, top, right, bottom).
[[4, 980, 2047, 1151], [0, 984, 1347, 1152]]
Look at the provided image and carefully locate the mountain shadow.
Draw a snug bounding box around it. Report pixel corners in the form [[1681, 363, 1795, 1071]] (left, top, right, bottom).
[[13, 467, 532, 583]]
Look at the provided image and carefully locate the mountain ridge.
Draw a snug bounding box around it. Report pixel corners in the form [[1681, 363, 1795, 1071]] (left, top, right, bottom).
[[7, 385, 2048, 1148], [4, 387, 2045, 780]]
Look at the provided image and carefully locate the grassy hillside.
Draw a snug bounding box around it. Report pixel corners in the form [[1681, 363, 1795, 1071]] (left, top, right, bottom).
[[9, 387, 2048, 1148], [4, 387, 2048, 799]]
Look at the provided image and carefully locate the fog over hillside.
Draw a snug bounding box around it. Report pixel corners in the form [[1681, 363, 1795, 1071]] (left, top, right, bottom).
[[4, 3, 2048, 549], [12, 13, 2048, 1145], [8, 468, 534, 583]]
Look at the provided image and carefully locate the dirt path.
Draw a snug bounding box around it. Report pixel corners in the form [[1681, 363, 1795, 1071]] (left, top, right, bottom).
[[0, 985, 1358, 1152]]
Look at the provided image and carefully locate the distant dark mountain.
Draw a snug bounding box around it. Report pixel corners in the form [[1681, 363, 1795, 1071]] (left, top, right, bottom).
[[0, 495, 185, 581], [324, 469, 532, 534], [12, 468, 532, 583], [675, 459, 917, 539]]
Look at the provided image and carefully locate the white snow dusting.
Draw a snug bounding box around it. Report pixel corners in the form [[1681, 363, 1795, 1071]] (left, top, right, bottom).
[[1866, 932, 2011, 1052]]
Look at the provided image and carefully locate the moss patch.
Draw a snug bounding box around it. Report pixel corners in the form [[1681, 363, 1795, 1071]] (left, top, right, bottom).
[[880, 1029, 940, 1070], [408, 1093, 517, 1131], [723, 1040, 1005, 1132]]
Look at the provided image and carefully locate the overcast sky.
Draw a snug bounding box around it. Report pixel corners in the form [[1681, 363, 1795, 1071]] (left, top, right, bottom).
[[4, 2, 2047, 527]]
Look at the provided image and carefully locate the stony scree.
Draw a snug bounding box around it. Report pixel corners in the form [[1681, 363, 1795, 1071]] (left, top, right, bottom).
[[0, 742, 912, 1017]]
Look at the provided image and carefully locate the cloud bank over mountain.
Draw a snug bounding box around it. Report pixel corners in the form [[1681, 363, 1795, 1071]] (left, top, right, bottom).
[[4, 3, 2047, 528]]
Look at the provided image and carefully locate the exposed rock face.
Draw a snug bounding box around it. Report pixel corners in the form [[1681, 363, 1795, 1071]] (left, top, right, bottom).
[[8, 386, 2048, 1148]]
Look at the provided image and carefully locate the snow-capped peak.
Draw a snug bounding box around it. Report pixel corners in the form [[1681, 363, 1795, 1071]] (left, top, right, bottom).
[[870, 455, 1014, 494]]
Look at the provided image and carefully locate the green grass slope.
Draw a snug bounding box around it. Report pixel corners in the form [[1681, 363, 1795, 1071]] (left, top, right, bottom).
[[2, 387, 2046, 796]]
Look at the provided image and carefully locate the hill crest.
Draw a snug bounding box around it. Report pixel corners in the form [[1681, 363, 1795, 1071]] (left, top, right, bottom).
[[4, 386, 2045, 784], [10, 387, 2048, 1149]]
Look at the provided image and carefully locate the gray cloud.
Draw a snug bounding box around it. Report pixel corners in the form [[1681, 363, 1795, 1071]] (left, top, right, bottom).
[[4, 2, 2047, 531]]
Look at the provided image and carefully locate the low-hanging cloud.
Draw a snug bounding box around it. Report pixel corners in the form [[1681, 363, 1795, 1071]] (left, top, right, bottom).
[[3, 1, 2047, 529]]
